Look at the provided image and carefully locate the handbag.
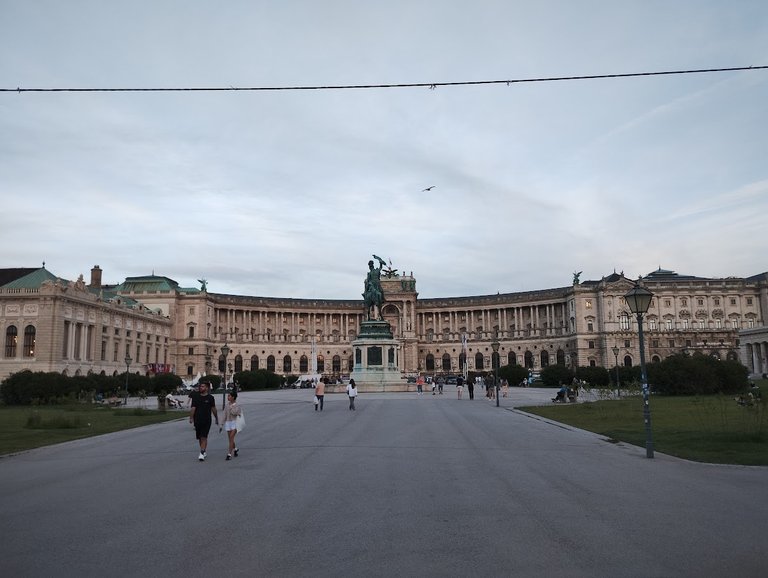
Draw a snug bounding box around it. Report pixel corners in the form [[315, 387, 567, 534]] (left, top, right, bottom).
[[235, 412, 245, 432]]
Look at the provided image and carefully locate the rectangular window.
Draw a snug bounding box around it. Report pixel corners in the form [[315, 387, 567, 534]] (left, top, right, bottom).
[[652, 339, 659, 348], [682, 319, 689, 329], [666, 319, 673, 330], [620, 315, 630, 330], [747, 298, 753, 306], [624, 339, 631, 348], [588, 340, 595, 349], [714, 298, 720, 306], [686, 339, 692, 347], [748, 319, 755, 328], [730, 298, 737, 306], [664, 299, 671, 307], [716, 319, 722, 328], [668, 339, 675, 348], [680, 298, 688, 307], [188, 347, 194, 355], [697, 298, 704, 306], [101, 340, 107, 361], [587, 322, 593, 332], [113, 342, 119, 362], [648, 318, 657, 330]]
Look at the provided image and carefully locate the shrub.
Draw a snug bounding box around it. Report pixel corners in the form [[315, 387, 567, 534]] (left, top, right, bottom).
[[234, 369, 282, 390], [498, 364, 530, 386], [650, 353, 748, 395], [575, 366, 610, 387], [541, 365, 575, 387]]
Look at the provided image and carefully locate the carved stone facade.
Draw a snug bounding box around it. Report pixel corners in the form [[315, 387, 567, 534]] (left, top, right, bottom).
[[2, 266, 766, 382], [0, 268, 173, 381]]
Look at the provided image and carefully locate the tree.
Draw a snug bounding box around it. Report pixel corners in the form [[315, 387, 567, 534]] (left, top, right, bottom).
[[541, 365, 575, 388], [498, 364, 530, 386]]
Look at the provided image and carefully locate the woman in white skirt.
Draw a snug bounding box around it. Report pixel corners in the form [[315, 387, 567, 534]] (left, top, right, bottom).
[[346, 379, 358, 411], [220, 390, 242, 460]]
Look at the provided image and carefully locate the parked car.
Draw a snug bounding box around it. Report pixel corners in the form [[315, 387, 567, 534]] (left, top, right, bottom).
[[445, 376, 458, 385]]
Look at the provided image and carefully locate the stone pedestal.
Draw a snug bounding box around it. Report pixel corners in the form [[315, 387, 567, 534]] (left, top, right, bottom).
[[349, 320, 405, 392]]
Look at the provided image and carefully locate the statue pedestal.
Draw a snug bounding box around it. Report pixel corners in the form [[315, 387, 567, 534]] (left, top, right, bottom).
[[350, 320, 405, 392]]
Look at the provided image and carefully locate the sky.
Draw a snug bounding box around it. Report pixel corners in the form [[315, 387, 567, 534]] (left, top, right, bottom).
[[1, 1, 767, 300]]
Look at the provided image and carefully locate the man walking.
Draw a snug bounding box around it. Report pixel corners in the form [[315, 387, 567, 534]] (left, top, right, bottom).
[[467, 378, 475, 400], [315, 379, 325, 411], [189, 381, 219, 461]]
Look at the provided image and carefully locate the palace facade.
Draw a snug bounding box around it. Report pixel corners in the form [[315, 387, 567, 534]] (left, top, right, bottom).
[[1, 265, 766, 383]]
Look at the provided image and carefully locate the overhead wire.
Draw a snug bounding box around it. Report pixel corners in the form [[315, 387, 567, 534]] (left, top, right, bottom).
[[2, 65, 767, 93]]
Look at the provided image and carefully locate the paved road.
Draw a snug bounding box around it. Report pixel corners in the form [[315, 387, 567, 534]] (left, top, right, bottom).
[[1, 388, 766, 577]]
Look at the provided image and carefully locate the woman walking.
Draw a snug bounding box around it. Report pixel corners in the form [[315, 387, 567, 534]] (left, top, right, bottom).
[[220, 390, 242, 460], [347, 379, 358, 410]]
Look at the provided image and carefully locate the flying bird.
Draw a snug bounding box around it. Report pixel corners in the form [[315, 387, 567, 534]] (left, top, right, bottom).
[[422, 186, 435, 192]]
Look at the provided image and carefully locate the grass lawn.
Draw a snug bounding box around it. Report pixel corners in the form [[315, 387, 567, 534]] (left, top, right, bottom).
[[521, 382, 768, 465], [0, 404, 185, 456]]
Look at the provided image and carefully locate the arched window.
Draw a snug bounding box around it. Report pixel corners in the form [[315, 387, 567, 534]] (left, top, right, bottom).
[[620, 314, 630, 331], [332, 355, 341, 373], [556, 349, 565, 365], [267, 355, 276, 372], [491, 350, 500, 370], [623, 355, 633, 367], [459, 352, 467, 371], [442, 353, 451, 371], [235, 354, 243, 372], [425, 354, 435, 371], [300, 355, 308, 373], [23, 325, 35, 357], [540, 350, 549, 367], [651, 355, 661, 363], [188, 326, 195, 338], [5, 325, 18, 358], [475, 352, 484, 370], [317, 355, 325, 372], [524, 351, 534, 369], [250, 355, 259, 370], [283, 355, 292, 373], [218, 354, 226, 372], [507, 352, 516, 366]]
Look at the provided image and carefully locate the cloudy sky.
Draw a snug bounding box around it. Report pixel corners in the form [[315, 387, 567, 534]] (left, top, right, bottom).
[[2, 1, 766, 299]]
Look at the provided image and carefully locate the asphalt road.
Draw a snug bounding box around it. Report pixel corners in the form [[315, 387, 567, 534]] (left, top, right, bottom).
[[1, 388, 766, 577]]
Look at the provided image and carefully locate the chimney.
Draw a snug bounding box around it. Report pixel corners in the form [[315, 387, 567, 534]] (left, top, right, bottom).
[[89, 265, 102, 288]]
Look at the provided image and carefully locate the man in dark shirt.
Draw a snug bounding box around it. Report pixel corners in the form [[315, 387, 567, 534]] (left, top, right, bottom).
[[189, 381, 219, 461]]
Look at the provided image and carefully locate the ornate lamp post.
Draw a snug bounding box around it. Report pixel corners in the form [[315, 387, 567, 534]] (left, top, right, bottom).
[[124, 354, 132, 405], [491, 336, 500, 408], [624, 283, 654, 459], [220, 343, 230, 410], [611, 345, 620, 398]]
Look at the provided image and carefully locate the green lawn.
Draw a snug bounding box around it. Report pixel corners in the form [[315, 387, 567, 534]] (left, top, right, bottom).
[[0, 405, 185, 455], [522, 383, 768, 465]]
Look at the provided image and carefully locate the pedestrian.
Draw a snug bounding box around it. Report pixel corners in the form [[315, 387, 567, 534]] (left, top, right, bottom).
[[189, 381, 219, 461], [502, 379, 509, 398], [467, 378, 475, 400], [438, 378, 444, 394], [219, 390, 242, 460], [416, 376, 424, 395], [456, 375, 464, 399], [347, 378, 358, 410], [315, 379, 325, 411]]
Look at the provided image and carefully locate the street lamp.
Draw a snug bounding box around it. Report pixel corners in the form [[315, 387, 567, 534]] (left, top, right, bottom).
[[625, 282, 654, 458], [611, 345, 620, 398], [124, 354, 132, 405], [220, 343, 230, 410], [491, 336, 500, 408]]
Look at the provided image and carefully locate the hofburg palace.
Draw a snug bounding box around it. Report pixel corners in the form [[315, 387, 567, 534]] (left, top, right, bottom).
[[1, 264, 767, 383]]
